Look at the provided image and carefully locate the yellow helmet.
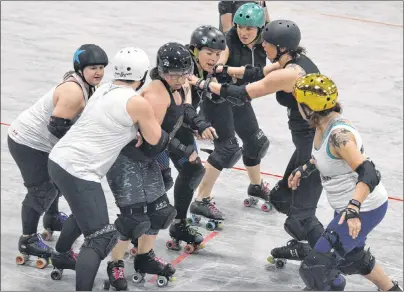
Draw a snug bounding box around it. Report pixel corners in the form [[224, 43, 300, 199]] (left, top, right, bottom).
[[293, 73, 338, 112]]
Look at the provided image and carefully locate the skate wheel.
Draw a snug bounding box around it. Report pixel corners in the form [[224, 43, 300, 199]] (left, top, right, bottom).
[[186, 217, 193, 225], [261, 203, 272, 212], [275, 259, 286, 269], [129, 247, 138, 257], [36, 258, 48, 269], [166, 240, 174, 249], [156, 276, 168, 287], [206, 221, 216, 231], [50, 269, 63, 280], [198, 243, 206, 250], [244, 198, 252, 207], [102, 279, 110, 290], [131, 272, 144, 284], [267, 255, 275, 264], [16, 254, 28, 265], [184, 244, 195, 254], [192, 214, 201, 224], [42, 230, 53, 241]]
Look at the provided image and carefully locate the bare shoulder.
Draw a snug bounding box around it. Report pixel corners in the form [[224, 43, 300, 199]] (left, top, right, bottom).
[[284, 63, 306, 78], [54, 81, 84, 102], [329, 127, 357, 149]]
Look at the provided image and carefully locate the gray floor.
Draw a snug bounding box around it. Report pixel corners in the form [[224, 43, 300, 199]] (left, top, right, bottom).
[[1, 1, 403, 291]]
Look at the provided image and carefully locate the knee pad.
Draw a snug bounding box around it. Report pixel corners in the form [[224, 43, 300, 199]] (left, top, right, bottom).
[[147, 194, 177, 230], [284, 216, 307, 241], [242, 129, 270, 161], [338, 246, 376, 276], [208, 137, 242, 170], [161, 168, 174, 192], [82, 224, 119, 260], [299, 249, 340, 291], [268, 181, 291, 214], [302, 216, 324, 248], [23, 180, 59, 214], [177, 160, 206, 190], [115, 203, 151, 240]]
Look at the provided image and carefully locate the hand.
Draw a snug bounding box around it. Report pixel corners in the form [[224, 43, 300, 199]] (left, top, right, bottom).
[[187, 74, 200, 86], [213, 64, 224, 74], [201, 127, 218, 140], [338, 205, 361, 239], [288, 168, 302, 190], [188, 151, 198, 163], [135, 132, 143, 147]]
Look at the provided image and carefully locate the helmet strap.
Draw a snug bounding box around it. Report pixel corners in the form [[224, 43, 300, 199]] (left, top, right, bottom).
[[76, 70, 95, 98], [135, 71, 148, 91], [301, 104, 314, 120]]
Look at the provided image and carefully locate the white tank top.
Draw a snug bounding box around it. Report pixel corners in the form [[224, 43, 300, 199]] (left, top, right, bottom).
[[312, 116, 388, 213], [8, 73, 90, 153], [49, 82, 139, 183]]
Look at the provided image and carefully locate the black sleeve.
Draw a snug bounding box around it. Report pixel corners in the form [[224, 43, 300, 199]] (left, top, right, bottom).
[[218, 1, 233, 15]]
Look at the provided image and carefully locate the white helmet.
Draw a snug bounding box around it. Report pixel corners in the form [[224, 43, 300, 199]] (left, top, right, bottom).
[[112, 47, 150, 81]]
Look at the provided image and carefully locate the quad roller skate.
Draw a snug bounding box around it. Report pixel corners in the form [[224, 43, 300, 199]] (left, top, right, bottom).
[[41, 212, 68, 241], [267, 239, 311, 269], [15, 234, 54, 269], [244, 180, 273, 212], [50, 249, 78, 280], [132, 249, 176, 287], [188, 198, 224, 231], [166, 220, 205, 254], [103, 260, 128, 291]]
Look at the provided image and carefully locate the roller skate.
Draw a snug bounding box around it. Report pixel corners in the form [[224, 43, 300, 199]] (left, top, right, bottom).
[[103, 260, 127, 291], [166, 219, 205, 254], [267, 239, 311, 269], [15, 234, 54, 269], [382, 281, 403, 291], [50, 249, 78, 280], [244, 180, 273, 212], [188, 198, 224, 231], [41, 211, 68, 241], [131, 249, 176, 287]]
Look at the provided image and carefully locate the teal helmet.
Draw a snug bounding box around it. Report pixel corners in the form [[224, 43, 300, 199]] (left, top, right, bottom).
[[233, 2, 265, 28]]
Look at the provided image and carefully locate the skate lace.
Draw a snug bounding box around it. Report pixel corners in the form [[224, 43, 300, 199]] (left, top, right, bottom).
[[206, 199, 220, 215], [112, 267, 125, 280], [261, 181, 270, 194], [35, 234, 49, 250], [69, 249, 78, 260], [57, 212, 68, 222], [186, 225, 200, 236], [154, 256, 168, 266]]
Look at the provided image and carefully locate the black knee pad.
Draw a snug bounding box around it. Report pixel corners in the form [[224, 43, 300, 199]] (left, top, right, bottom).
[[115, 203, 151, 240], [147, 194, 177, 230], [207, 137, 242, 170], [178, 161, 206, 190], [284, 216, 307, 241], [302, 216, 324, 248], [23, 180, 59, 214], [161, 168, 174, 192], [299, 249, 340, 291], [82, 224, 119, 260], [268, 181, 291, 214], [338, 246, 376, 276], [242, 129, 270, 161]]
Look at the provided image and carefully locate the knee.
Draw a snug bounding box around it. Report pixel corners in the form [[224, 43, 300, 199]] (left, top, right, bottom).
[[176, 161, 206, 191], [147, 194, 177, 230], [338, 247, 376, 276], [115, 203, 151, 240], [161, 168, 174, 192], [284, 216, 307, 241], [242, 129, 270, 166], [82, 224, 120, 260], [23, 180, 59, 214], [207, 137, 242, 170]]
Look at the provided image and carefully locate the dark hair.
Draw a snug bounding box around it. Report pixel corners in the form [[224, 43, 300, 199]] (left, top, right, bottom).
[[308, 102, 343, 128], [289, 46, 306, 59], [149, 67, 159, 80], [115, 79, 133, 84]]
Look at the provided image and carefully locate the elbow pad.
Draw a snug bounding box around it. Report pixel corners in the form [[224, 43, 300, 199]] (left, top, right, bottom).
[[47, 116, 72, 139], [167, 138, 194, 158], [183, 104, 211, 134], [355, 160, 381, 193], [140, 129, 170, 157], [220, 83, 251, 106], [242, 64, 265, 83]]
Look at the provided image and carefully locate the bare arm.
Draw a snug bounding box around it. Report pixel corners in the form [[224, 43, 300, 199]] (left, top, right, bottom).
[[126, 96, 162, 145], [183, 81, 193, 105], [220, 14, 233, 33], [52, 82, 86, 119], [223, 62, 281, 80], [260, 1, 270, 23], [141, 84, 170, 125]]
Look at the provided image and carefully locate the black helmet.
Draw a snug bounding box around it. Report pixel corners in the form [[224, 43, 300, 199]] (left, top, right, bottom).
[[190, 25, 226, 51], [73, 44, 109, 72], [262, 20, 301, 51], [156, 42, 193, 75]]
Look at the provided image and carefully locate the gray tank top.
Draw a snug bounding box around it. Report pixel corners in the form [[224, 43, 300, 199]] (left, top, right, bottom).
[[312, 116, 388, 213]]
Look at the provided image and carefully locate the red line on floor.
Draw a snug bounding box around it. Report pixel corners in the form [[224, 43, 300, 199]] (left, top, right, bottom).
[[147, 231, 219, 284], [1, 121, 402, 202]]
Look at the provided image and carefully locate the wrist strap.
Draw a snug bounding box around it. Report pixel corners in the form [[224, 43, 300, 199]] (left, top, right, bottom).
[[348, 199, 361, 209]]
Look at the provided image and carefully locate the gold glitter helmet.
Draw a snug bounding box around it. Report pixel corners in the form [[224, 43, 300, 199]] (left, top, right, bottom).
[[293, 73, 338, 111]]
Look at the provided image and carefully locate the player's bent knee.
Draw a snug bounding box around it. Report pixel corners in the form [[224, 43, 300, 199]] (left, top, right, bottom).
[[23, 180, 59, 214], [82, 224, 119, 260], [115, 203, 151, 240], [208, 137, 242, 170], [147, 194, 177, 230], [338, 247, 376, 276], [179, 161, 206, 190], [284, 216, 307, 241], [242, 129, 270, 160]]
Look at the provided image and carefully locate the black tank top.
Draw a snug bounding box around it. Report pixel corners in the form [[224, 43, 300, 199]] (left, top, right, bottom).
[[275, 55, 320, 131], [225, 27, 267, 86]]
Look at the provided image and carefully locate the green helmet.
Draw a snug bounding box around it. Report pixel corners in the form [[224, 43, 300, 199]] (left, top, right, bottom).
[[233, 2, 265, 28]]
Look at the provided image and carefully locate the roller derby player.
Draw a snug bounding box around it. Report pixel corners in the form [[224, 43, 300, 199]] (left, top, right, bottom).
[[289, 73, 402, 291], [218, 1, 270, 34], [188, 20, 326, 264], [8, 44, 108, 269], [215, 3, 272, 212], [48, 46, 170, 291], [105, 43, 212, 289]]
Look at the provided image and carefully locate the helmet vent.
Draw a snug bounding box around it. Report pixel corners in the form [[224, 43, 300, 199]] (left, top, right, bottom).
[[246, 15, 250, 19], [127, 67, 131, 71]]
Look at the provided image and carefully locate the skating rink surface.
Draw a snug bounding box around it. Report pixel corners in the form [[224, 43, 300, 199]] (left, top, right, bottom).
[[1, 1, 403, 291]]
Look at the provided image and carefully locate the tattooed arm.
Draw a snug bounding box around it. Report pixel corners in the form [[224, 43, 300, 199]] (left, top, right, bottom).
[[328, 128, 371, 205]]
